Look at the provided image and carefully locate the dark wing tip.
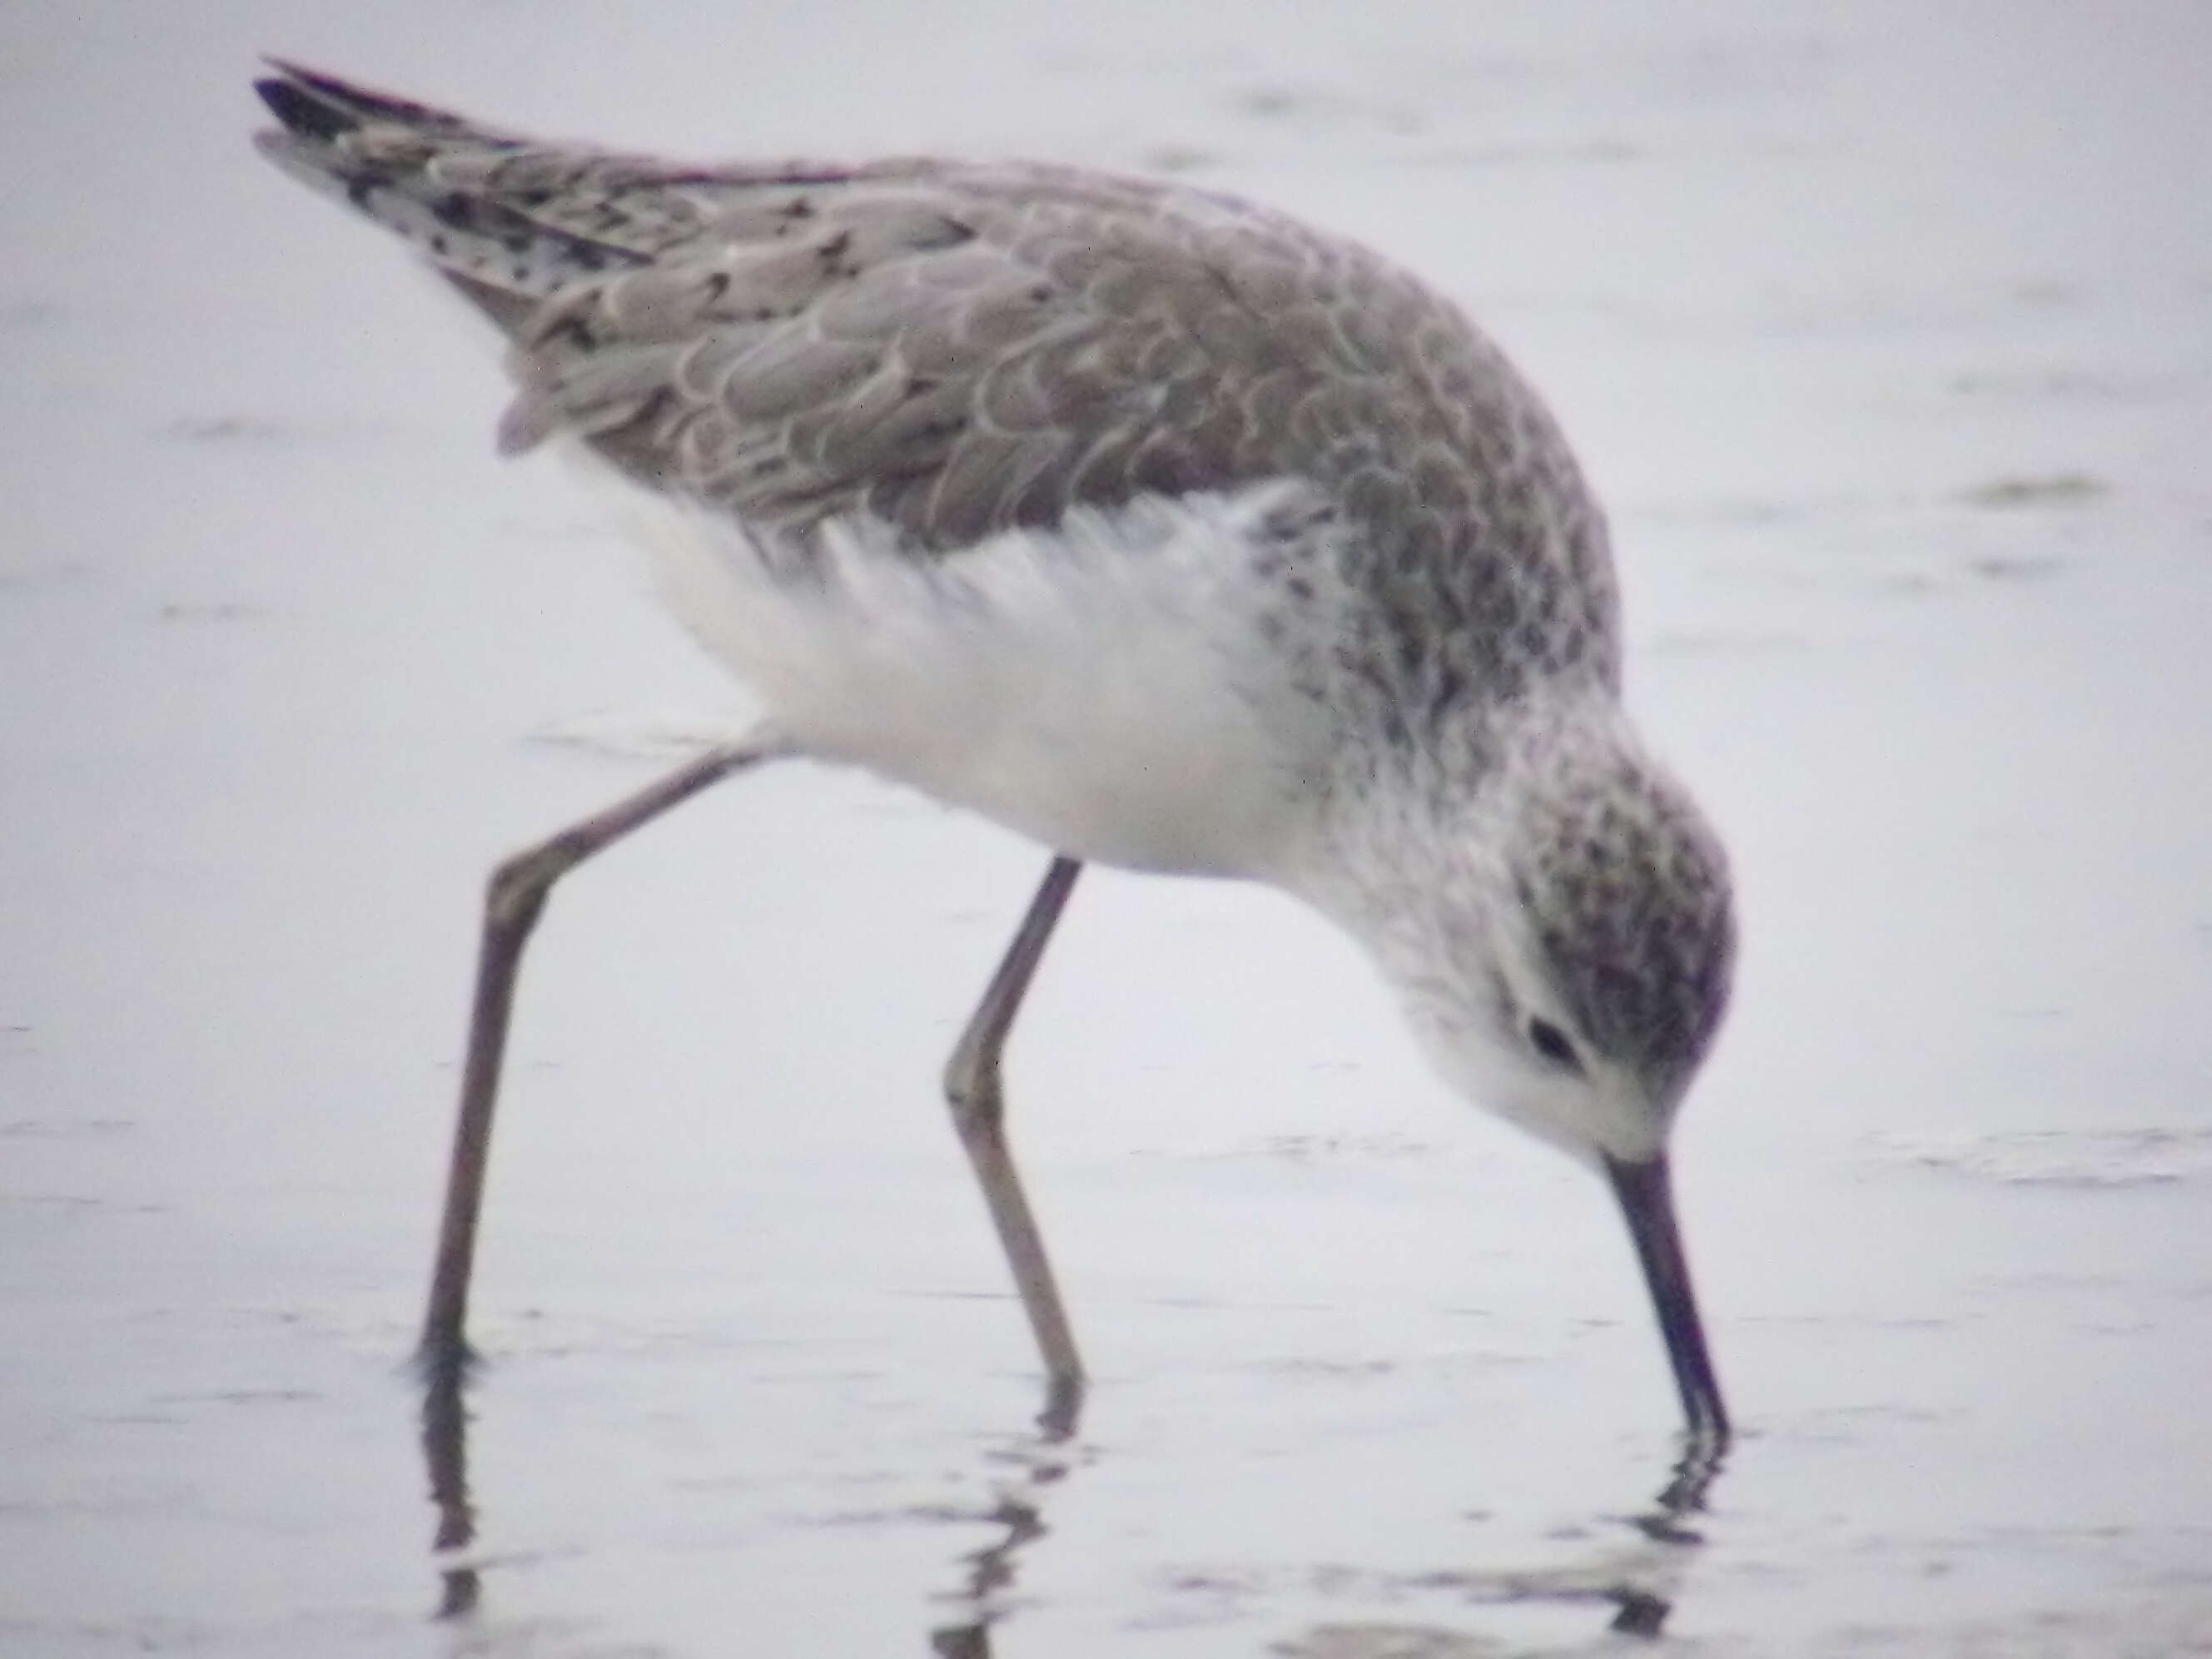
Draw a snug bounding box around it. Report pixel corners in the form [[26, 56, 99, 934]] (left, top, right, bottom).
[[254, 70, 356, 142], [253, 59, 480, 142]]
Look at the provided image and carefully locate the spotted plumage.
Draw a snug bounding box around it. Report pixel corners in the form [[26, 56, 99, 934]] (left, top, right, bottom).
[[255, 62, 1741, 1443], [256, 62, 1616, 718]]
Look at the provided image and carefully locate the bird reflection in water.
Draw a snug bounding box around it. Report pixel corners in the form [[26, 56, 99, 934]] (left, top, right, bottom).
[[927, 1378, 1085, 1657], [417, 1361, 1722, 1647], [419, 1360, 480, 1622]]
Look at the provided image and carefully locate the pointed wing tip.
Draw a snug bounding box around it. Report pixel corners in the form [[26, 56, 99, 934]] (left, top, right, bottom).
[[253, 70, 355, 142], [251, 58, 483, 143]]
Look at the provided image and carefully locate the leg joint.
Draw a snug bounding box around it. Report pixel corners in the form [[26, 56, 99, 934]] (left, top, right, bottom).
[[942, 1045, 1002, 1136], [485, 842, 572, 929]]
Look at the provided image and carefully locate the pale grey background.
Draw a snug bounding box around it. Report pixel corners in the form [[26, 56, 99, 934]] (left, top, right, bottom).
[[3, 2, 2210, 1652]]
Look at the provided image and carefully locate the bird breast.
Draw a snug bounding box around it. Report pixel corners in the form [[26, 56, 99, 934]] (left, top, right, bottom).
[[596, 457, 1335, 878]]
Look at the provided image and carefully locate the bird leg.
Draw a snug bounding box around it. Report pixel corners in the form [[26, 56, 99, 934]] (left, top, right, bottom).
[[419, 732, 791, 1379], [942, 856, 1086, 1419]]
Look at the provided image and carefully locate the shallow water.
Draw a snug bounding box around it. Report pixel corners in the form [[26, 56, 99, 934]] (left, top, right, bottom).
[[5, 2, 2211, 1652]]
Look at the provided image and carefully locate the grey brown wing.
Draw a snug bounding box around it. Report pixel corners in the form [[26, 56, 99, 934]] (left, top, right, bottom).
[[495, 172, 1413, 553], [253, 66, 1470, 554], [259, 64, 1621, 689]]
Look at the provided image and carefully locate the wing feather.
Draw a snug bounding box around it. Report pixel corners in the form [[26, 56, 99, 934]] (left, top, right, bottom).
[[254, 60, 1614, 634]]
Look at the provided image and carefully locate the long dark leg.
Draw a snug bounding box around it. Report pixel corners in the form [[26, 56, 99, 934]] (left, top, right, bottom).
[[942, 857, 1086, 1414], [419, 733, 791, 1377]]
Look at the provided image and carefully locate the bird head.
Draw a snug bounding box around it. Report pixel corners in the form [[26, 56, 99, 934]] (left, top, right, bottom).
[[1298, 692, 1737, 1442]]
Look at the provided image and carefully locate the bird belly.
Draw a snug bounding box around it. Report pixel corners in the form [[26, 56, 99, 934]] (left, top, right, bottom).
[[601, 469, 1320, 879]]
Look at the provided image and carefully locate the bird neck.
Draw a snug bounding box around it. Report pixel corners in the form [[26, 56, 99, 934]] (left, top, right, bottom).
[[1278, 680, 1646, 963]]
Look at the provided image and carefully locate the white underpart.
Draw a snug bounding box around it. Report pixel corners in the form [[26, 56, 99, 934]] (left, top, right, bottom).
[[583, 453, 1325, 879]]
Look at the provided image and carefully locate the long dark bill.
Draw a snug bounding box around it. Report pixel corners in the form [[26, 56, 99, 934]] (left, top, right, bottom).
[[1603, 1151, 1730, 1447]]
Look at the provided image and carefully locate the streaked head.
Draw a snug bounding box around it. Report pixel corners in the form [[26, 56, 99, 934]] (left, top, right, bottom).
[[1310, 696, 1736, 1442]]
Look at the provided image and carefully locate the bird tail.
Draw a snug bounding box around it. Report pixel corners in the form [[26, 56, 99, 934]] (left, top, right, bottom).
[[251, 60, 659, 315]]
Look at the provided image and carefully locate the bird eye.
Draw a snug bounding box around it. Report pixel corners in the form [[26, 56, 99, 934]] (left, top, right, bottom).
[[1526, 1016, 1583, 1073]]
